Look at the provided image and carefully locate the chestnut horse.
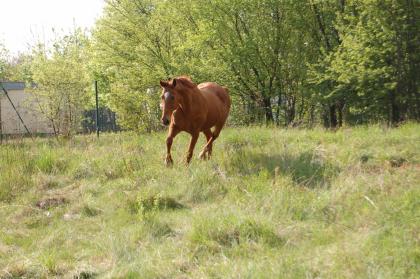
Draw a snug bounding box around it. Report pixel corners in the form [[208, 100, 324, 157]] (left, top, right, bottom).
[[159, 76, 231, 165]]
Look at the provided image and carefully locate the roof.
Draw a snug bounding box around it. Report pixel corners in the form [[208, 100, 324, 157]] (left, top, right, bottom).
[[0, 82, 26, 91]]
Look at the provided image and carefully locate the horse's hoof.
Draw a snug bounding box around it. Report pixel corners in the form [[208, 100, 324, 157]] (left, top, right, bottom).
[[198, 151, 206, 160], [165, 156, 173, 167], [199, 149, 209, 160]]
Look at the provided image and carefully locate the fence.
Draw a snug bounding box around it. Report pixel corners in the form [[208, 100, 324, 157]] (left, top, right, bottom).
[[0, 81, 120, 142]]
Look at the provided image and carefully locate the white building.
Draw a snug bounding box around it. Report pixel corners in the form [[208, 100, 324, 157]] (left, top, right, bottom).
[[0, 82, 54, 135]]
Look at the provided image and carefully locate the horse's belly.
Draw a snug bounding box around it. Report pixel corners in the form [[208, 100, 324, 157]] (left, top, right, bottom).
[[201, 120, 217, 131], [201, 103, 225, 130]]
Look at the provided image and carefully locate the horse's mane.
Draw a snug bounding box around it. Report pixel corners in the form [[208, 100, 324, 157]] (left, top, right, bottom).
[[175, 76, 196, 89]]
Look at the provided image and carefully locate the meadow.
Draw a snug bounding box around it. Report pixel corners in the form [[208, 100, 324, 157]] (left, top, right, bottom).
[[0, 124, 419, 278]]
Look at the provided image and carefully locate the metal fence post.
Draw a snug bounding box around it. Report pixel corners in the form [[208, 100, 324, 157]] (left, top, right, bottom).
[[0, 92, 2, 144], [95, 81, 99, 138]]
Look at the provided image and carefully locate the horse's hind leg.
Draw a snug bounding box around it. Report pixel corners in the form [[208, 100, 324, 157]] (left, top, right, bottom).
[[199, 129, 212, 160], [200, 124, 224, 159]]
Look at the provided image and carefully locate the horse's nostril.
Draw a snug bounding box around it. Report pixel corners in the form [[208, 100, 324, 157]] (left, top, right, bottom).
[[162, 118, 170, 126]]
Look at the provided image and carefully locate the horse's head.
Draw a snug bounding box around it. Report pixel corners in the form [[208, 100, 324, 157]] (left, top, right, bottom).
[[159, 79, 179, 126]]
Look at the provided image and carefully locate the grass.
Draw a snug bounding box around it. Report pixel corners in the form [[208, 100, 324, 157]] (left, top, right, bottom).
[[0, 123, 419, 278]]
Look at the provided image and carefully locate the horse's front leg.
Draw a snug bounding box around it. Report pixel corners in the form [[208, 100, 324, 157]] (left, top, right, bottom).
[[165, 125, 180, 166], [186, 131, 199, 164]]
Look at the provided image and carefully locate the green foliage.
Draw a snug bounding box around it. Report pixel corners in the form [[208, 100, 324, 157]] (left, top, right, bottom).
[[8, 54, 35, 83], [309, 0, 419, 125], [91, 0, 171, 131], [2, 1, 419, 129], [89, 0, 418, 129], [91, 0, 320, 128], [0, 42, 10, 80], [30, 28, 92, 136]]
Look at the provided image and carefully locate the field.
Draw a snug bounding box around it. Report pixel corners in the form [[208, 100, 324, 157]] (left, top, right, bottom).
[[0, 124, 419, 278]]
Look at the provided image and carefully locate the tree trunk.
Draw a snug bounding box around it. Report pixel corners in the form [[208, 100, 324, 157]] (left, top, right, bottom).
[[286, 96, 296, 126], [309, 105, 315, 128], [329, 104, 337, 128], [389, 90, 400, 126], [322, 106, 329, 128], [263, 97, 274, 124], [337, 101, 344, 127]]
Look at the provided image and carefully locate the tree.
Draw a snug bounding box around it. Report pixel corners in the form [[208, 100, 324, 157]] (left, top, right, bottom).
[[309, 0, 420, 125], [0, 42, 11, 80], [92, 0, 177, 131], [7, 54, 34, 83], [88, 0, 420, 129], [30, 29, 91, 136]]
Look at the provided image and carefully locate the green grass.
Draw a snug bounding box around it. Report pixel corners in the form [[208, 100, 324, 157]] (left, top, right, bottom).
[[0, 123, 419, 278]]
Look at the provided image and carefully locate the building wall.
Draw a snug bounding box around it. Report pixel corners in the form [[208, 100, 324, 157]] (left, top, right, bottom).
[[0, 88, 54, 135]]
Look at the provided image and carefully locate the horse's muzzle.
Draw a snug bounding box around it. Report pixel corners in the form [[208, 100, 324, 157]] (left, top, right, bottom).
[[161, 118, 170, 126]]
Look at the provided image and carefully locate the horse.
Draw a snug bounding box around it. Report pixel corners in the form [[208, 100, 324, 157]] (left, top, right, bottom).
[[159, 76, 231, 165]]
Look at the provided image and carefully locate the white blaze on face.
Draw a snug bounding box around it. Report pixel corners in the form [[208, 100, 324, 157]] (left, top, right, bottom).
[[164, 91, 174, 101]]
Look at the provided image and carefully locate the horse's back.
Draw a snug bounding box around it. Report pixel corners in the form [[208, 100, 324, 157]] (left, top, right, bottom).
[[198, 82, 231, 110]]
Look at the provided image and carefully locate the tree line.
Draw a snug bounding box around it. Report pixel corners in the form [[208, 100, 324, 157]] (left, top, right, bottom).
[[1, 0, 419, 134]]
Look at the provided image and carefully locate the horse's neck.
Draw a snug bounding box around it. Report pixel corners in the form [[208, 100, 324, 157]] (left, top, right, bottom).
[[178, 90, 196, 115]]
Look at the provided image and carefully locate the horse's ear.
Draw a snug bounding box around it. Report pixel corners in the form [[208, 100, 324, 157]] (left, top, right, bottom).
[[172, 78, 177, 88], [160, 80, 169, 87]]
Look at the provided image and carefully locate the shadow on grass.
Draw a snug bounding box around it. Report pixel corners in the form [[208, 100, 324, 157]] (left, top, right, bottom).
[[227, 151, 340, 188]]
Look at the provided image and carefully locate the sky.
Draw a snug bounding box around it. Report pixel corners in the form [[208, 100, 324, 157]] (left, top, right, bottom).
[[0, 0, 105, 55]]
